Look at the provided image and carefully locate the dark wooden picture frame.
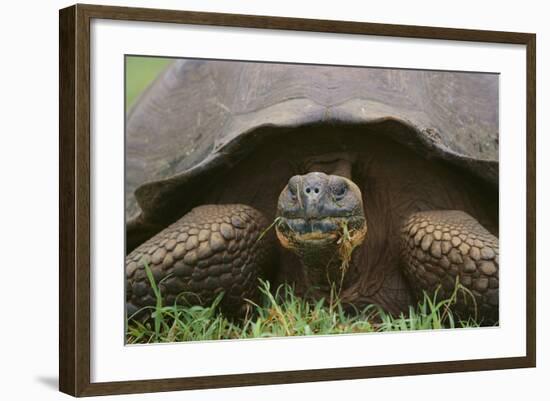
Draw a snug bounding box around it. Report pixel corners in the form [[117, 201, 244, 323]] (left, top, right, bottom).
[[59, 3, 536, 397]]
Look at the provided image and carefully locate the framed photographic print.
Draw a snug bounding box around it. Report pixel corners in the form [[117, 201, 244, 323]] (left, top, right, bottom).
[[59, 3, 536, 397]]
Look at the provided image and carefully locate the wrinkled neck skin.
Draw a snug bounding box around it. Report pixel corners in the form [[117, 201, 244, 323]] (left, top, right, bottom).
[[296, 241, 346, 293]]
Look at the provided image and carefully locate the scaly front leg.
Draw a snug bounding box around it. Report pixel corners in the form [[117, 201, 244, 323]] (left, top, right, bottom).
[[400, 210, 499, 324], [126, 204, 274, 318]]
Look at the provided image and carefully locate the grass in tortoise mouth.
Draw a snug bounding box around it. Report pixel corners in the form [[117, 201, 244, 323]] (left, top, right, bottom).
[[255, 216, 284, 244], [256, 216, 364, 288], [334, 219, 365, 292]]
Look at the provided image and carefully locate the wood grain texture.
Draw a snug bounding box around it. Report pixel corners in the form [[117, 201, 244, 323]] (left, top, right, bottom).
[[59, 3, 536, 397], [59, 5, 76, 395], [59, 4, 92, 396], [525, 34, 536, 367], [78, 3, 533, 44]]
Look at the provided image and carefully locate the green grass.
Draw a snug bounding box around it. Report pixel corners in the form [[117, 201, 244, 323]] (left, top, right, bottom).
[[125, 56, 172, 110], [126, 264, 484, 344]]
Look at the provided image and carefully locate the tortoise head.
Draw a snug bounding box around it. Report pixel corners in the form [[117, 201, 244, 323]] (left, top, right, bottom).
[[275, 172, 367, 284]]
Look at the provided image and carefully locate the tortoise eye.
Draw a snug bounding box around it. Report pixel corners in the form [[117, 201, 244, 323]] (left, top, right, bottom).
[[332, 184, 347, 200], [288, 185, 298, 200]]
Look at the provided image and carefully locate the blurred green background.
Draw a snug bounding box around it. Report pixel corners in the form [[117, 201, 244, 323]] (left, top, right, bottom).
[[125, 56, 172, 110]]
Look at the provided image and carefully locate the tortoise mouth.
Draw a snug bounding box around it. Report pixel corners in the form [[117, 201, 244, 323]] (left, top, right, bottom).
[[275, 215, 366, 249]]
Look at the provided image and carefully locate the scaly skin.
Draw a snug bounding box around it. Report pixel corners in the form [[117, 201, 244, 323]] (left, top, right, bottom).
[[126, 204, 273, 317], [400, 210, 499, 323]]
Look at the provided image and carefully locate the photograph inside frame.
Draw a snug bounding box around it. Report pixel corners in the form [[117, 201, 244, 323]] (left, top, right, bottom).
[[124, 56, 499, 344]]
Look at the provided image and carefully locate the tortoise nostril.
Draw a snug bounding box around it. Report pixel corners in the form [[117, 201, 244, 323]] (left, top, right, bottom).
[[299, 173, 328, 201], [305, 186, 320, 196]]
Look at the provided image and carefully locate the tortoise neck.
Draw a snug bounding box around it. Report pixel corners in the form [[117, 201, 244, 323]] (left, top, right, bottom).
[[298, 242, 356, 294]]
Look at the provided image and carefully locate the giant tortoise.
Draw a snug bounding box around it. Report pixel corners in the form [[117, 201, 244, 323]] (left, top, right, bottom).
[[125, 60, 499, 324]]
